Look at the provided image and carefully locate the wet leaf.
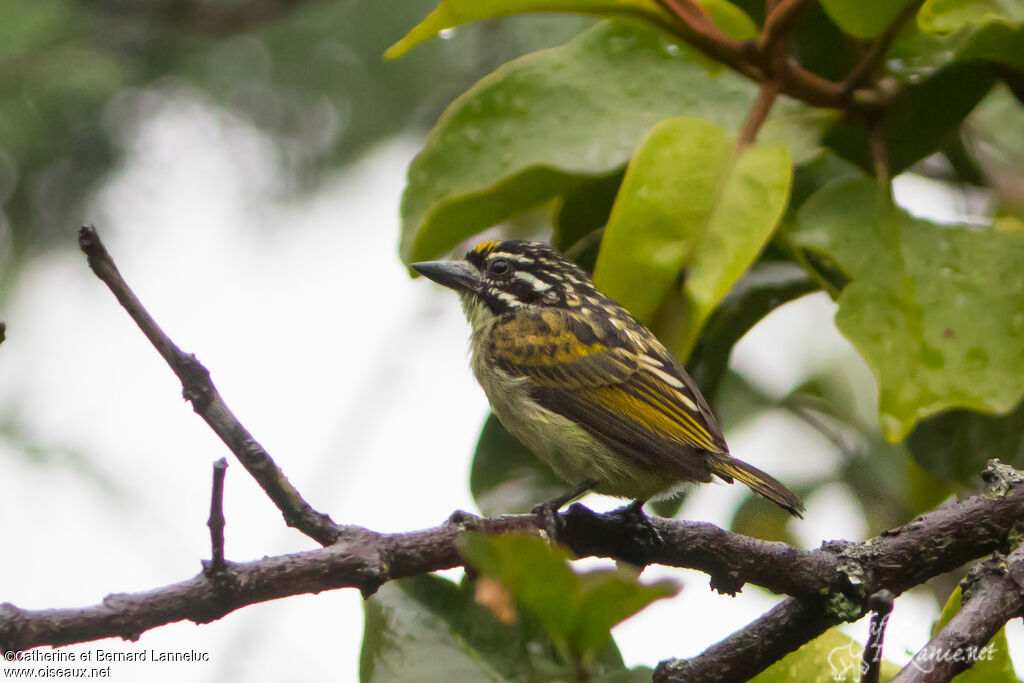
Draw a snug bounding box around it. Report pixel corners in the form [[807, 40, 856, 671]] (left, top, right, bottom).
[[361, 574, 633, 682], [906, 401, 1024, 482], [826, 62, 997, 174], [385, 0, 670, 59], [920, 0, 1024, 33], [594, 116, 792, 360], [397, 22, 831, 262], [461, 533, 678, 663], [820, 0, 920, 39], [790, 177, 1024, 441]]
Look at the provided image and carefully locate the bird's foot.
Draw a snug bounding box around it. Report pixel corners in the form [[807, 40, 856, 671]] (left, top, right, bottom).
[[608, 500, 662, 561], [531, 481, 597, 541], [531, 500, 564, 540]]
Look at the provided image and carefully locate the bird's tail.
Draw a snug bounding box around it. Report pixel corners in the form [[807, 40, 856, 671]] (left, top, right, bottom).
[[711, 457, 805, 518]]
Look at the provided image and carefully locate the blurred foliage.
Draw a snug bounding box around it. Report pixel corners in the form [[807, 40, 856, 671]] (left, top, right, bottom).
[[0, 0, 592, 291], [394, 20, 831, 264], [790, 177, 1024, 443], [460, 533, 677, 668], [360, 540, 666, 683]]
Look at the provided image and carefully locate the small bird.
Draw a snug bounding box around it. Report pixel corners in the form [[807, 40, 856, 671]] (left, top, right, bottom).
[[412, 240, 804, 517]]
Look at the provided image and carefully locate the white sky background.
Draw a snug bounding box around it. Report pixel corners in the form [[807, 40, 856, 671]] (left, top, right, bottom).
[[0, 92, 1020, 680]]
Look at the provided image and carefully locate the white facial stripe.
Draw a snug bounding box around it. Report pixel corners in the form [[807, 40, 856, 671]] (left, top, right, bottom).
[[513, 270, 553, 292], [496, 291, 522, 306], [488, 252, 535, 264]]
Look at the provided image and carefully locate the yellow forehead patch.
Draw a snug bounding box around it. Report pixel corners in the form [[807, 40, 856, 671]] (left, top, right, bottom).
[[473, 240, 500, 256]]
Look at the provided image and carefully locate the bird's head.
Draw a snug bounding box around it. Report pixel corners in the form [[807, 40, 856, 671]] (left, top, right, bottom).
[[411, 240, 601, 316]]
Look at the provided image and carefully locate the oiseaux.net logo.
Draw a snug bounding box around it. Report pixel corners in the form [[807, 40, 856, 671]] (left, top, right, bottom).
[[826, 616, 997, 681]]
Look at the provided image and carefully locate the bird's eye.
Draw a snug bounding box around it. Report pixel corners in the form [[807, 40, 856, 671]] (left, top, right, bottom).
[[488, 258, 511, 277]]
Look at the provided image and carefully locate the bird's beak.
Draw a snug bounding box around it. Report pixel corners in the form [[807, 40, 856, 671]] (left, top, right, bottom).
[[410, 260, 483, 295]]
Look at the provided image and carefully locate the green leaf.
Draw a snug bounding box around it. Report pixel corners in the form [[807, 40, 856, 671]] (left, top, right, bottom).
[[888, 20, 1024, 83], [920, 0, 1024, 32], [751, 628, 899, 682], [360, 574, 631, 682], [700, 0, 758, 39], [820, 0, 920, 38], [790, 177, 1024, 441], [594, 116, 792, 360], [552, 171, 623, 253], [794, 4, 863, 81], [907, 401, 1024, 482], [470, 413, 567, 515], [970, 84, 1024, 182], [385, 0, 669, 59], [955, 20, 1024, 71], [386, 0, 758, 58], [826, 62, 997, 174], [398, 22, 832, 262], [926, 585, 1018, 682], [461, 533, 678, 663]]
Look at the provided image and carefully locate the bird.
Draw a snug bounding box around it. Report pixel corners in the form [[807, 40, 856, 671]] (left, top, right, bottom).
[[411, 239, 804, 517]]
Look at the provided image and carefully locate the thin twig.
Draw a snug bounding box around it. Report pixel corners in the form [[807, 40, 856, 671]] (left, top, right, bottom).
[[206, 458, 229, 574], [654, 0, 886, 113], [841, 0, 927, 97], [655, 0, 763, 83], [737, 80, 781, 149], [77, 226, 341, 546], [760, 0, 812, 64], [869, 118, 892, 189], [863, 590, 896, 683], [657, 0, 735, 44]]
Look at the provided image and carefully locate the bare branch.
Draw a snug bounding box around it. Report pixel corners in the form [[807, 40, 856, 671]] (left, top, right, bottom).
[[892, 543, 1024, 683], [759, 0, 813, 63], [654, 0, 885, 114], [654, 460, 1024, 681], [655, 0, 763, 83], [3, 463, 1023, 658], [205, 459, 229, 575], [655, 598, 838, 682], [77, 226, 341, 546], [841, 0, 927, 96], [737, 80, 781, 149]]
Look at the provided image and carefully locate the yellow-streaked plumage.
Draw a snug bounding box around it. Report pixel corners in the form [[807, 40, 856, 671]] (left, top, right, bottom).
[[412, 240, 804, 516]]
